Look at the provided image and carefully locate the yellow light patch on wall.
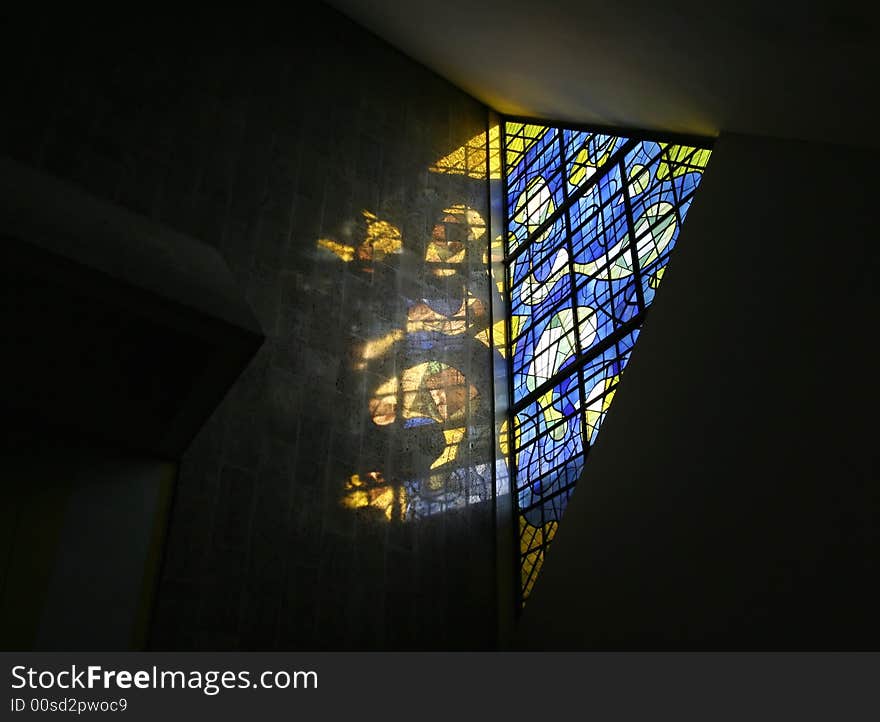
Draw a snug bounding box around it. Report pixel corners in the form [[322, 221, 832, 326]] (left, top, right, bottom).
[[425, 244, 465, 264], [483, 236, 513, 298], [362, 210, 403, 258], [369, 362, 479, 427], [316, 210, 402, 263], [362, 329, 404, 361], [370, 377, 399, 426], [341, 471, 406, 522], [407, 295, 485, 336], [426, 204, 487, 267], [429, 126, 501, 180], [317, 238, 356, 262], [425, 204, 486, 277], [483, 234, 505, 267], [430, 427, 466, 470], [443, 204, 487, 241], [417, 364, 477, 425], [408, 301, 468, 336], [355, 329, 405, 369]]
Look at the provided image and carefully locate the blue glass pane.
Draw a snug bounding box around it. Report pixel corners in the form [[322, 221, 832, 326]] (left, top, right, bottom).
[[506, 128, 565, 256]]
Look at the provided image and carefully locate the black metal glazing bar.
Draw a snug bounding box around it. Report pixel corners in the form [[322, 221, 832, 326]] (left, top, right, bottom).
[[555, 130, 590, 461], [620, 156, 647, 312]]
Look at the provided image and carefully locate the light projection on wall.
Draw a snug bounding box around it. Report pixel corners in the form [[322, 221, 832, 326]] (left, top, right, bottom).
[[430, 127, 502, 180], [502, 120, 712, 603], [341, 470, 406, 522], [368, 361, 478, 428], [317, 209, 403, 267], [329, 193, 498, 523]]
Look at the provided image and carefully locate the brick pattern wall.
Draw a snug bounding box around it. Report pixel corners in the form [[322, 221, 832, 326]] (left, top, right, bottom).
[[2, 6, 495, 649]]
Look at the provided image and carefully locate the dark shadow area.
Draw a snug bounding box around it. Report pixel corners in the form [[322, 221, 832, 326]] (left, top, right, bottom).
[[0, 4, 498, 649]]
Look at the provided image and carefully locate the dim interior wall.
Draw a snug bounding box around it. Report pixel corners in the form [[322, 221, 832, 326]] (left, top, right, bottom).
[[486, 111, 516, 647], [1, 443, 174, 651], [2, 6, 496, 649], [515, 132, 880, 649], [0, 454, 70, 650]]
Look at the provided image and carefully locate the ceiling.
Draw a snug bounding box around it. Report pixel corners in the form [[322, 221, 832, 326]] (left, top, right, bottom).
[[326, 0, 879, 147]]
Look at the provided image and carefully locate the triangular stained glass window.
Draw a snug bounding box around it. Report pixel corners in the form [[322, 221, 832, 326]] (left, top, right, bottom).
[[501, 120, 712, 604]]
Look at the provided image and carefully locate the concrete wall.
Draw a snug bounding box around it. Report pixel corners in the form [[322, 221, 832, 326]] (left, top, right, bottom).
[[516, 132, 880, 649], [1, 443, 174, 650], [2, 6, 496, 649]]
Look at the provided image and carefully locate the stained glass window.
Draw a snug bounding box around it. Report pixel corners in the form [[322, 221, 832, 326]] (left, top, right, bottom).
[[501, 120, 712, 604]]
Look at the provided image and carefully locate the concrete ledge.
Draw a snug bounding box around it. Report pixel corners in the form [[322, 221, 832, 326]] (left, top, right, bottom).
[[2, 155, 264, 458]]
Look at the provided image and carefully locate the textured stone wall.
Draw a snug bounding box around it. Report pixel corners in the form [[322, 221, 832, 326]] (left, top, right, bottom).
[[2, 6, 496, 649]]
